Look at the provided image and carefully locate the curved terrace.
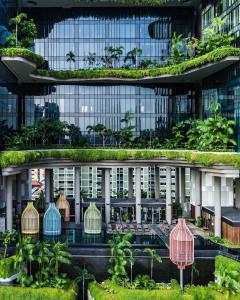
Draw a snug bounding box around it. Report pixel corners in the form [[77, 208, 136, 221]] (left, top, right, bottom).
[[0, 47, 240, 84], [1, 149, 240, 170]]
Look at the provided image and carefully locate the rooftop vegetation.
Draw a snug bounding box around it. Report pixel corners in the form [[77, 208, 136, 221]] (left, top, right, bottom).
[[34, 47, 240, 79], [1, 149, 240, 168], [89, 280, 240, 300], [0, 47, 44, 67]]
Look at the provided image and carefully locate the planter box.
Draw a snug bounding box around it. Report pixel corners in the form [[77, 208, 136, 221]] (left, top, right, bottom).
[[0, 272, 19, 283]]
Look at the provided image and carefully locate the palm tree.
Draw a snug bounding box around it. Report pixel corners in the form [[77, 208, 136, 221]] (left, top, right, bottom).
[[124, 48, 142, 68], [66, 51, 76, 70], [144, 248, 162, 280], [86, 124, 97, 146], [125, 248, 140, 284], [74, 266, 95, 300]]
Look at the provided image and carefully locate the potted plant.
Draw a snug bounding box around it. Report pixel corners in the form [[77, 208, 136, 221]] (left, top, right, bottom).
[[0, 229, 19, 283]]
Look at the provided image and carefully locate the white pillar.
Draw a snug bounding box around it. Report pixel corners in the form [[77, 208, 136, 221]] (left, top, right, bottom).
[[16, 173, 22, 214], [6, 175, 13, 230], [128, 168, 133, 199], [135, 167, 141, 224], [27, 169, 32, 200], [154, 166, 160, 199], [214, 176, 221, 237], [45, 169, 53, 209], [75, 167, 81, 224], [101, 169, 105, 198], [166, 167, 172, 224], [190, 168, 202, 218], [105, 168, 111, 224], [175, 168, 179, 202], [179, 168, 185, 206]]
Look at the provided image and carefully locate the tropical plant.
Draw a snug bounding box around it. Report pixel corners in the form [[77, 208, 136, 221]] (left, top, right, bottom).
[[101, 46, 124, 68], [74, 266, 95, 300], [7, 13, 37, 48], [196, 102, 236, 150], [186, 37, 199, 58], [170, 32, 185, 64], [190, 261, 199, 285], [67, 123, 81, 145], [66, 51, 76, 70], [144, 248, 162, 280], [49, 242, 71, 278], [209, 263, 240, 297], [124, 47, 142, 68], [0, 229, 17, 258], [132, 274, 156, 290], [108, 231, 132, 283], [125, 248, 140, 284], [84, 52, 97, 69], [15, 236, 35, 287], [33, 241, 52, 287], [197, 17, 233, 55]]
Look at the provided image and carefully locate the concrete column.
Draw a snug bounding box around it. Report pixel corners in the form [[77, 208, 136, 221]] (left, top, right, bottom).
[[6, 175, 13, 230], [74, 167, 81, 224], [45, 169, 53, 209], [154, 166, 160, 199], [105, 168, 111, 224], [166, 167, 172, 225], [128, 168, 133, 199], [135, 167, 141, 224], [179, 168, 185, 206], [175, 168, 179, 202], [16, 173, 22, 214], [214, 176, 221, 237], [235, 178, 240, 209], [27, 169, 32, 200], [190, 168, 202, 218], [101, 169, 105, 198]]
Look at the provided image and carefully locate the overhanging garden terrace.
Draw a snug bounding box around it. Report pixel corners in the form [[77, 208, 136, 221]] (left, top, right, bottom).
[[0, 0, 240, 299]]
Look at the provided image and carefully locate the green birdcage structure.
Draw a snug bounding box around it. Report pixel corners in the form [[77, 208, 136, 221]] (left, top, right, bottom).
[[84, 202, 102, 234]]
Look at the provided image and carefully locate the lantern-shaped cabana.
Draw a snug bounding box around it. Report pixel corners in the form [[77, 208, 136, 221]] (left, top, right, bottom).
[[56, 194, 70, 222], [169, 218, 194, 289], [21, 202, 39, 234], [84, 202, 102, 234], [43, 202, 61, 236]]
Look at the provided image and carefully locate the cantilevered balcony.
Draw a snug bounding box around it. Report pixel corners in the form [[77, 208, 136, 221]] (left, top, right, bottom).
[[1, 47, 240, 84]]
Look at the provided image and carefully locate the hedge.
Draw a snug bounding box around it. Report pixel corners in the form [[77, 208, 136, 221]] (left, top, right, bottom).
[[88, 280, 239, 300], [35, 47, 240, 80], [0, 256, 16, 278], [215, 255, 240, 275], [0, 48, 45, 67], [0, 283, 77, 300], [0, 149, 240, 168]]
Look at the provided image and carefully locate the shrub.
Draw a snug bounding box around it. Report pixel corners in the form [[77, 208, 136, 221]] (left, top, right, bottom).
[[0, 256, 16, 278], [0, 283, 77, 300], [1, 149, 240, 169], [0, 47, 45, 67]]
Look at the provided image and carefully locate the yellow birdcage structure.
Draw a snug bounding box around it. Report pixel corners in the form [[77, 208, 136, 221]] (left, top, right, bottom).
[[84, 202, 102, 234], [21, 202, 39, 234], [56, 194, 70, 222]]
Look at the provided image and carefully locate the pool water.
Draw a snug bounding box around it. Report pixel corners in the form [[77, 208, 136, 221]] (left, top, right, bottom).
[[43, 229, 166, 247]]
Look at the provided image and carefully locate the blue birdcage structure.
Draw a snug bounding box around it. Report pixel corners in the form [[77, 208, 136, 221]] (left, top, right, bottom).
[[43, 202, 61, 236]]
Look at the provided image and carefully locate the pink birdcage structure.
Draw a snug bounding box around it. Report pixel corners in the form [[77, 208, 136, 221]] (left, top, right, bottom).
[[169, 218, 194, 289]]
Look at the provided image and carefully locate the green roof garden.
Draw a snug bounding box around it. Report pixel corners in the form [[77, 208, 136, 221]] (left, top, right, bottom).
[[1, 47, 240, 83], [1, 149, 240, 169]]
